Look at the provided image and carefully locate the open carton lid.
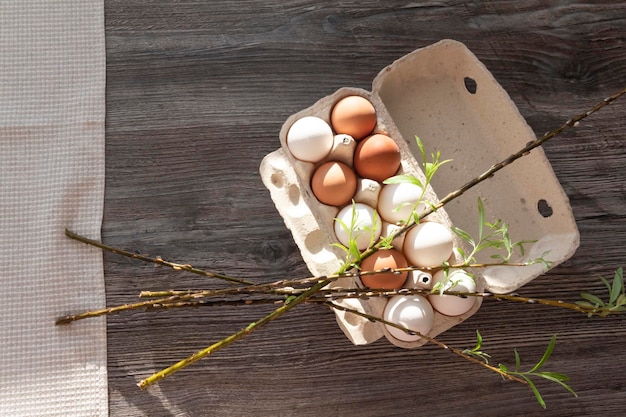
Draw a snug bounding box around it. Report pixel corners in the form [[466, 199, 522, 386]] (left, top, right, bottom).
[[373, 39, 579, 294], [260, 39, 579, 347]]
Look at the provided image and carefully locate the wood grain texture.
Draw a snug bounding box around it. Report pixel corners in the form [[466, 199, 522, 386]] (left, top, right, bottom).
[[103, 1, 626, 416]]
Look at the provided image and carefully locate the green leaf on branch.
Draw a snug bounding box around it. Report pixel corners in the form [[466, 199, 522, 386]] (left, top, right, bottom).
[[498, 335, 576, 409], [577, 267, 626, 317], [462, 330, 491, 363], [383, 174, 423, 189], [452, 197, 544, 266]]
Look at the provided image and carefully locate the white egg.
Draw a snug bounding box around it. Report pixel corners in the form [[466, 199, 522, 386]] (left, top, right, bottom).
[[383, 295, 434, 342], [333, 203, 382, 251], [429, 270, 476, 316], [403, 221, 454, 267], [377, 182, 426, 224], [286, 116, 334, 162]]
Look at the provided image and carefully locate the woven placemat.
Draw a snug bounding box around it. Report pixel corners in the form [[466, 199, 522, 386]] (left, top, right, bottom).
[[0, 2, 107, 415]]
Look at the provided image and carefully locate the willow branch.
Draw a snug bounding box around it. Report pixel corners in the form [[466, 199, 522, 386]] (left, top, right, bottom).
[[359, 87, 626, 262], [431, 88, 625, 215], [65, 229, 253, 285], [324, 301, 526, 384], [138, 286, 621, 318], [314, 288, 619, 317], [136, 87, 626, 389], [59, 88, 624, 390], [138, 279, 330, 389], [142, 298, 291, 310], [55, 293, 202, 324], [54, 259, 598, 324], [138, 262, 529, 298]]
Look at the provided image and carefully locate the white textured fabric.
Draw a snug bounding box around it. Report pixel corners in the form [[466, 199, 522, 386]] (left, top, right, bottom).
[[0, 2, 107, 416]]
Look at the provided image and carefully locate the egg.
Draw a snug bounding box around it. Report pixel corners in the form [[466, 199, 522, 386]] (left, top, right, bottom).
[[311, 161, 357, 206], [353, 134, 401, 182], [330, 95, 377, 140], [360, 249, 408, 289], [429, 270, 476, 316], [383, 295, 434, 342], [377, 182, 426, 224], [403, 221, 454, 267], [334, 203, 382, 250], [286, 116, 334, 162]]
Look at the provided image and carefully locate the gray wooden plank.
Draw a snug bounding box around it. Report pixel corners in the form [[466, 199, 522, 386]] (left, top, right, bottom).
[[102, 1, 626, 415]]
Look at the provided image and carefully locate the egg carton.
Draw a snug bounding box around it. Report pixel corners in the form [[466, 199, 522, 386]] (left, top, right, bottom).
[[259, 39, 579, 348]]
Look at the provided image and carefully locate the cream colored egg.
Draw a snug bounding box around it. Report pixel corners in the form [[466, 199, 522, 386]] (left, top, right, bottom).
[[377, 182, 426, 224], [429, 270, 476, 316], [333, 203, 382, 250], [403, 221, 454, 267], [286, 116, 334, 162], [383, 295, 434, 342]]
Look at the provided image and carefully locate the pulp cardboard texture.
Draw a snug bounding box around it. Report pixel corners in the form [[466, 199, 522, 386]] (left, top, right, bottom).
[[260, 39, 579, 348]]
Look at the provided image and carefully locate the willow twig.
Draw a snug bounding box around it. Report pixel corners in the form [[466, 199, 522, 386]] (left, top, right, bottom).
[[314, 288, 620, 317], [65, 229, 253, 285], [359, 87, 626, 262], [136, 87, 626, 388], [58, 88, 625, 390], [142, 297, 290, 310], [137, 279, 330, 389], [138, 262, 529, 298], [55, 293, 201, 324], [55, 258, 609, 324], [324, 301, 527, 384], [137, 286, 623, 319], [430, 87, 626, 216]]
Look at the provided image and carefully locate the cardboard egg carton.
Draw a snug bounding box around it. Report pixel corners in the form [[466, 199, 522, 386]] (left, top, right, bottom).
[[260, 39, 579, 348]]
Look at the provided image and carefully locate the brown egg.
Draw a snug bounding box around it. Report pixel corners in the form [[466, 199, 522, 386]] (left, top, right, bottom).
[[360, 249, 408, 289], [353, 134, 401, 182], [311, 161, 357, 206], [330, 95, 377, 140]]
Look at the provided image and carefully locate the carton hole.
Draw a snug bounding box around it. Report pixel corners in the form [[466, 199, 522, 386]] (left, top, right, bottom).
[[288, 184, 301, 206], [304, 230, 326, 254], [537, 199, 553, 218], [270, 172, 284, 188], [464, 77, 477, 94]]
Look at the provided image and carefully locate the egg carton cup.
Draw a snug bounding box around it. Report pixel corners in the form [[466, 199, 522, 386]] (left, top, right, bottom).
[[260, 39, 579, 348]]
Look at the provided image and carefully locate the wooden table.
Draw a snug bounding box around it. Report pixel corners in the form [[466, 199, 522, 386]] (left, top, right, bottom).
[[103, 2, 625, 416]]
